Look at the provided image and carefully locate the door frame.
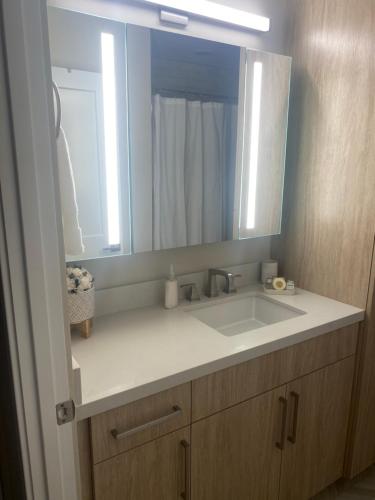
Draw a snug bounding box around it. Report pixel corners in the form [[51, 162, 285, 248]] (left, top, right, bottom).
[[0, 0, 79, 498]]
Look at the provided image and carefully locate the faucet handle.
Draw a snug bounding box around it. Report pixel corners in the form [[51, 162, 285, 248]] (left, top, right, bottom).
[[180, 282, 201, 302], [229, 274, 242, 293]]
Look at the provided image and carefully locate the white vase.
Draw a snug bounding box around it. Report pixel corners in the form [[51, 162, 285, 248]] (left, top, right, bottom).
[[67, 287, 95, 325]]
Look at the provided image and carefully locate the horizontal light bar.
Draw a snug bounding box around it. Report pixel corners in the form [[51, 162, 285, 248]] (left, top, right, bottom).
[[160, 9, 189, 26], [138, 0, 270, 32]]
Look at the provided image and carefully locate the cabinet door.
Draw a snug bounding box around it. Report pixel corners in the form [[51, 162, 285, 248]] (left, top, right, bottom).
[[93, 427, 190, 500], [191, 386, 286, 500], [279, 356, 355, 500]]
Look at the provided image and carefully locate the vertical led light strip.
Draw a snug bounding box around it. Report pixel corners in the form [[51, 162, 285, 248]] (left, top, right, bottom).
[[101, 32, 120, 246], [246, 61, 263, 229]]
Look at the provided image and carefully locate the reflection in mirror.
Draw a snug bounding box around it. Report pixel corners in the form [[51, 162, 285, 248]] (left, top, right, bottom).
[[48, 8, 130, 260], [47, 8, 291, 261], [129, 28, 240, 252]]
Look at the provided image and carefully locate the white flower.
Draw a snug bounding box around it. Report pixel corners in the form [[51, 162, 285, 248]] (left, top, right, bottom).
[[66, 266, 94, 293], [79, 276, 91, 291], [66, 279, 75, 291]]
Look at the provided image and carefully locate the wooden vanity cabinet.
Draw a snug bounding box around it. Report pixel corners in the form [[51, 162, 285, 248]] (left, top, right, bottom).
[[190, 357, 355, 500], [191, 325, 357, 420], [90, 383, 191, 463], [82, 383, 192, 500], [82, 326, 359, 500], [279, 356, 355, 500], [191, 385, 286, 500], [94, 427, 190, 500]]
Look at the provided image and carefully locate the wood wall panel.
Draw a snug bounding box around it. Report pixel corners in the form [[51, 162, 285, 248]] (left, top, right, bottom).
[[272, 0, 375, 309], [272, 0, 375, 477], [346, 256, 375, 476]]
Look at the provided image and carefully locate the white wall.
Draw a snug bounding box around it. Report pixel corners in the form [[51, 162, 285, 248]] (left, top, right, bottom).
[[82, 237, 271, 289], [48, 0, 291, 289], [215, 0, 291, 55], [48, 7, 125, 72]]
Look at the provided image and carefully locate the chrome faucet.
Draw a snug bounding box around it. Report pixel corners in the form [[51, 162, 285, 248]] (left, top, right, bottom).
[[207, 268, 234, 297], [180, 282, 201, 302]]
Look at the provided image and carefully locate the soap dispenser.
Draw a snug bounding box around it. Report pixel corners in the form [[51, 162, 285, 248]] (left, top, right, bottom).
[[165, 264, 178, 309]]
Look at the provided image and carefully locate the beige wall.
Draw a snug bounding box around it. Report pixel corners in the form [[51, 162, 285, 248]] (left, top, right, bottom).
[[48, 0, 291, 289]]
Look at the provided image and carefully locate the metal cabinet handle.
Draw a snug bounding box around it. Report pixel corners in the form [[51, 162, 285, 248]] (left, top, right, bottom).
[[180, 440, 191, 500], [110, 405, 182, 440], [287, 391, 300, 444], [276, 397, 288, 450]]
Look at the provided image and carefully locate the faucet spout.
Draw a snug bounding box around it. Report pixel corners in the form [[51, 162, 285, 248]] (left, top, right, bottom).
[[207, 268, 234, 297]]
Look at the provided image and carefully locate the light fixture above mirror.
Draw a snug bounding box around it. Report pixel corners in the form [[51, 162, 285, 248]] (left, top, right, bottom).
[[136, 0, 270, 32]]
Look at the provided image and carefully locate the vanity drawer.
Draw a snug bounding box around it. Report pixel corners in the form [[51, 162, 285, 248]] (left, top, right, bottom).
[[91, 383, 191, 463], [192, 324, 358, 420]]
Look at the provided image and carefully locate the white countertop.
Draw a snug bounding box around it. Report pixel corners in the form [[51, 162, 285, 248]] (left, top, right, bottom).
[[71, 286, 364, 420]]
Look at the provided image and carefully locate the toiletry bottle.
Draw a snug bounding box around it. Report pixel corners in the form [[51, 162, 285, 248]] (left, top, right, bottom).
[[165, 264, 178, 309], [286, 280, 295, 290]]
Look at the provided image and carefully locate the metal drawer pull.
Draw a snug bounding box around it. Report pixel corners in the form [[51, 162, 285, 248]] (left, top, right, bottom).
[[287, 391, 300, 444], [276, 396, 288, 450], [180, 440, 191, 500], [110, 405, 182, 440]]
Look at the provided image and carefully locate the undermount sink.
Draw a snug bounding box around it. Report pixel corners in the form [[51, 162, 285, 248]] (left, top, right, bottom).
[[188, 294, 305, 337]]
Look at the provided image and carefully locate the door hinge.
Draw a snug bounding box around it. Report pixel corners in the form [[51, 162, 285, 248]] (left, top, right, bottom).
[[56, 399, 75, 425]]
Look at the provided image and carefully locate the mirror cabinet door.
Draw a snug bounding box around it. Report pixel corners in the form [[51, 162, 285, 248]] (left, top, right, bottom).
[[234, 48, 291, 241], [127, 26, 242, 253], [48, 8, 130, 260]]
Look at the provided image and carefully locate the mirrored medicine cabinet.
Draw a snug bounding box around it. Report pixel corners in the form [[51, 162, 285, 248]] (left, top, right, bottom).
[[47, 6, 291, 261]]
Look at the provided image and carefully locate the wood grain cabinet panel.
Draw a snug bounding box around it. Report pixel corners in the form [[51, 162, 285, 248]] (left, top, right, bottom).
[[192, 325, 358, 420], [279, 356, 356, 500], [77, 420, 94, 500], [191, 386, 286, 500], [91, 383, 191, 463], [347, 265, 375, 476], [93, 427, 190, 500]]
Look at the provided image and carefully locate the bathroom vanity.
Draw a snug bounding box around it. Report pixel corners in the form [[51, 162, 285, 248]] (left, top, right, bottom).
[[72, 287, 363, 500], [41, 0, 375, 498]]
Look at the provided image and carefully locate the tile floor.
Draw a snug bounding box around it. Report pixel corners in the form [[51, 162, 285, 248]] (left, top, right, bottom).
[[313, 465, 375, 499]]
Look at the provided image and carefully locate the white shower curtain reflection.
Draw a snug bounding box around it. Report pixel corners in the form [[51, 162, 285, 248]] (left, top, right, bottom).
[[152, 94, 237, 250]]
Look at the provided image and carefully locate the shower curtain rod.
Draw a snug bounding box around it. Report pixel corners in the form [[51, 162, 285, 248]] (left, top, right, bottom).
[[152, 87, 238, 103]]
